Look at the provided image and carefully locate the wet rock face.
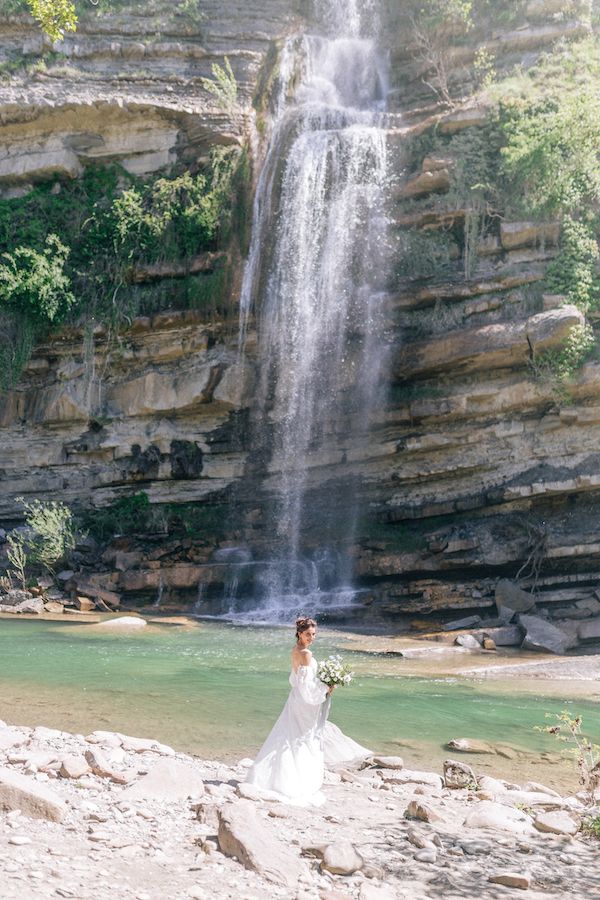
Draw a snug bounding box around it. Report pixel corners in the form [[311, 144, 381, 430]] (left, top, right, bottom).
[[0, 1, 599, 627]]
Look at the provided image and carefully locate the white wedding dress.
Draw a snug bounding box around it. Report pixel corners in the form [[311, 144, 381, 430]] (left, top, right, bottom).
[[244, 656, 371, 805]]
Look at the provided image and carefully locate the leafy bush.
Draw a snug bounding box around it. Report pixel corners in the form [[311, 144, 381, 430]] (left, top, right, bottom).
[[21, 497, 78, 573], [545, 217, 600, 312], [201, 57, 238, 112], [83, 492, 227, 542], [83, 492, 152, 540], [0, 234, 74, 324], [6, 532, 27, 589], [27, 0, 77, 41], [531, 322, 596, 388], [500, 89, 600, 217]]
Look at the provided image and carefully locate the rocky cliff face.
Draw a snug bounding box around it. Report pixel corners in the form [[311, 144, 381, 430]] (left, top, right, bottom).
[[1, 0, 600, 626]]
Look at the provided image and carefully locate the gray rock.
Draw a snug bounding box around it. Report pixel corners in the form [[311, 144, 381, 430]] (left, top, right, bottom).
[[407, 829, 436, 850], [0, 727, 29, 751], [455, 634, 481, 649], [443, 615, 481, 631], [405, 799, 445, 823], [534, 810, 580, 836], [380, 768, 443, 789], [59, 755, 90, 779], [15, 597, 45, 614], [472, 624, 523, 646], [0, 766, 67, 822], [124, 759, 204, 800], [519, 614, 575, 654], [364, 755, 404, 770], [577, 617, 600, 642], [321, 841, 364, 875], [218, 800, 307, 887], [576, 597, 600, 616], [414, 848, 437, 863], [495, 580, 536, 613], [443, 759, 476, 789], [0, 589, 34, 607], [464, 800, 533, 834]]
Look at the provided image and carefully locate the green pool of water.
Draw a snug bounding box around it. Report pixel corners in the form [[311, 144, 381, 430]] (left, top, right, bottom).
[[1, 619, 598, 790]]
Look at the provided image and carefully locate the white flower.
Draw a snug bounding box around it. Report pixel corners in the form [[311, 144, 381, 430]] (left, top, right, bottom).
[[317, 655, 354, 687]]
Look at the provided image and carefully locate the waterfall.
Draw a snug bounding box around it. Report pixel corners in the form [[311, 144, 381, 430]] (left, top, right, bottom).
[[235, 0, 390, 622]]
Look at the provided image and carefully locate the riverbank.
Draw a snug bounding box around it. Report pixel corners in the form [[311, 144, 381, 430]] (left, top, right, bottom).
[[0, 719, 598, 900], [1, 615, 599, 794]]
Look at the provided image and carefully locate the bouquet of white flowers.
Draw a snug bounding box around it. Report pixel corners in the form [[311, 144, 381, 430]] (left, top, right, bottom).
[[317, 654, 354, 687]]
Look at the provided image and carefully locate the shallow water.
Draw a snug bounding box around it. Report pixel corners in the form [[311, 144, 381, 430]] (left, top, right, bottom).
[[1, 619, 598, 791]]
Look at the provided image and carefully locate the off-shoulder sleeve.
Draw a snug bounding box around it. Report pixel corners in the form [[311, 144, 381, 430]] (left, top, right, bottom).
[[295, 665, 329, 706]]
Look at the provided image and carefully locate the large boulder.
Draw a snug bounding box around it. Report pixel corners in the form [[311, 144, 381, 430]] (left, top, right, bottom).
[[464, 800, 533, 834], [0, 766, 67, 822], [519, 614, 576, 654], [495, 580, 536, 614], [534, 810, 581, 836], [577, 617, 600, 642], [124, 759, 204, 801], [218, 800, 307, 887]]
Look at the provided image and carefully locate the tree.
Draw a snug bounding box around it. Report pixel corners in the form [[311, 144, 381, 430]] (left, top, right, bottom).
[[27, 0, 77, 42]]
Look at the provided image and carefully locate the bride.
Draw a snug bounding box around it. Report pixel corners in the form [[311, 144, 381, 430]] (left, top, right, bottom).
[[244, 616, 371, 805]]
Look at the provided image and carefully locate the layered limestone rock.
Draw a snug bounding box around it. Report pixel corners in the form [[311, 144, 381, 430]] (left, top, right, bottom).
[[1, 1, 599, 628]]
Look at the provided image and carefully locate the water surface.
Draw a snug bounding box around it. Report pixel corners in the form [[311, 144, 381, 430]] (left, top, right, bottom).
[[1, 618, 598, 792]]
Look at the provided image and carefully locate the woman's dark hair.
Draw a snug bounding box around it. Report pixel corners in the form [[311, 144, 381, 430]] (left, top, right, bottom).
[[295, 616, 317, 639]]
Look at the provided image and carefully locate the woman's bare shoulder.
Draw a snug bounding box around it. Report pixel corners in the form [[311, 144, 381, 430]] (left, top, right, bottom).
[[291, 647, 312, 670]]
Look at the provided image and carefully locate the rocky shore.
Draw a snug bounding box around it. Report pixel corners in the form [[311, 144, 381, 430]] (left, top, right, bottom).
[[0, 720, 598, 900]]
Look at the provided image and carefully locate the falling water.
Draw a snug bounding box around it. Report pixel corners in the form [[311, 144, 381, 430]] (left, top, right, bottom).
[[235, 0, 390, 621]]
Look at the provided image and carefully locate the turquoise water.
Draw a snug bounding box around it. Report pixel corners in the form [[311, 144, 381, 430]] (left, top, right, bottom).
[[1, 619, 598, 788]]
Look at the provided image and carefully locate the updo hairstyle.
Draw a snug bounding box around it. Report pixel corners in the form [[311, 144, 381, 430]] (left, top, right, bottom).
[[295, 616, 317, 640]]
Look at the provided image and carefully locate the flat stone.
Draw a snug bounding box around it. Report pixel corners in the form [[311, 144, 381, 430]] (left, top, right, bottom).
[[366, 755, 404, 770], [321, 841, 364, 875], [84, 748, 129, 784], [488, 872, 531, 889], [0, 766, 67, 822], [534, 810, 580, 836], [577, 617, 600, 642], [443, 615, 482, 631], [119, 734, 174, 755], [447, 738, 496, 755], [380, 769, 443, 789], [218, 799, 307, 887], [414, 848, 437, 863], [124, 759, 204, 801], [60, 755, 91, 779], [0, 727, 29, 751], [93, 616, 146, 630], [464, 801, 533, 834]]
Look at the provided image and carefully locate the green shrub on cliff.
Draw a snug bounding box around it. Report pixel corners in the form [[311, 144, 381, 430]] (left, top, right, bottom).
[[27, 0, 77, 40], [0, 234, 74, 324], [545, 217, 600, 312], [0, 147, 246, 387]]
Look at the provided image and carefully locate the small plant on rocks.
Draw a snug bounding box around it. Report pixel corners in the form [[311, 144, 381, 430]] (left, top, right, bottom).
[[17, 497, 78, 574], [538, 709, 600, 806], [6, 532, 27, 589]]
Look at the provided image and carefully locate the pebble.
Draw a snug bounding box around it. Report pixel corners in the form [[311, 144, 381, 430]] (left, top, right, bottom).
[[414, 849, 437, 863], [8, 835, 32, 845]]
